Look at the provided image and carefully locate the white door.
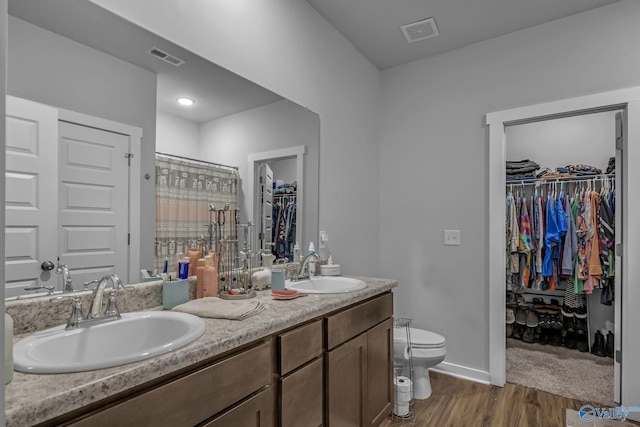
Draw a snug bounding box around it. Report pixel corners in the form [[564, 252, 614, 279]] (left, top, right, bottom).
[[58, 121, 130, 287], [258, 163, 273, 255], [5, 97, 58, 298]]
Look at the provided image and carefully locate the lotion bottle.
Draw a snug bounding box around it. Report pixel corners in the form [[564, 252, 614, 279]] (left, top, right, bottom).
[[307, 242, 316, 277], [196, 258, 206, 299], [203, 255, 218, 297]]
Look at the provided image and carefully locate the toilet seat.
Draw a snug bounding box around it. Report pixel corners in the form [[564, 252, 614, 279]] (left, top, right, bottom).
[[395, 327, 446, 349]]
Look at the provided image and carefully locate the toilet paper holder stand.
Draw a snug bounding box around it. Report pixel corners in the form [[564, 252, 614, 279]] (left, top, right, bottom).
[[392, 317, 415, 421]]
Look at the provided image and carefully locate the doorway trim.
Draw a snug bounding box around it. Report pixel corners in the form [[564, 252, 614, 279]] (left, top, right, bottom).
[[486, 86, 640, 411], [248, 146, 306, 256]]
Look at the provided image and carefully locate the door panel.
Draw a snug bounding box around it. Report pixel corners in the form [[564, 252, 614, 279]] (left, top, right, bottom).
[[58, 121, 129, 286], [614, 111, 623, 403], [5, 96, 58, 297]]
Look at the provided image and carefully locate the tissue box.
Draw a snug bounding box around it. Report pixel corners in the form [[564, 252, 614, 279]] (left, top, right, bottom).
[[163, 279, 189, 309]]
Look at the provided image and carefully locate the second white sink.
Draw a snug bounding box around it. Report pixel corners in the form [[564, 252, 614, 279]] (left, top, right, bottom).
[[13, 311, 206, 374], [286, 276, 367, 294]]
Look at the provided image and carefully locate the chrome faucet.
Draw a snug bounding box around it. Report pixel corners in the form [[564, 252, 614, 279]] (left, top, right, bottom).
[[86, 274, 124, 319], [54, 274, 128, 329], [296, 252, 320, 281], [55, 258, 74, 292]]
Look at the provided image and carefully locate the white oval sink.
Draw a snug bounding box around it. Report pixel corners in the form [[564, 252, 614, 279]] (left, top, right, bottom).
[[13, 311, 206, 374], [285, 276, 367, 294]]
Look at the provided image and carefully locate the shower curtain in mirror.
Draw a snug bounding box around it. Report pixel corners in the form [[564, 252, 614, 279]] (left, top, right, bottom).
[[155, 153, 238, 273]]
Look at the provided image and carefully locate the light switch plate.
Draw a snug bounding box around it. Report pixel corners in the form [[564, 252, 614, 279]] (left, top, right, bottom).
[[443, 230, 461, 246]]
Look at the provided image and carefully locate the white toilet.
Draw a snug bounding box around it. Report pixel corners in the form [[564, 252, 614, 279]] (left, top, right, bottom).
[[393, 327, 446, 400]]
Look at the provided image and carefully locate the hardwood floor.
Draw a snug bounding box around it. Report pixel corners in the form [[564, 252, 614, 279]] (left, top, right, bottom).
[[379, 372, 632, 427]]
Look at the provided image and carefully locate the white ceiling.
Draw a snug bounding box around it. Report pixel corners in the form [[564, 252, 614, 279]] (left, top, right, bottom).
[[306, 0, 623, 70], [8, 0, 283, 123]]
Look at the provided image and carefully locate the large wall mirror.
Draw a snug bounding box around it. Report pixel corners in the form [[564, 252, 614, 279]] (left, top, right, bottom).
[[5, 0, 320, 298]]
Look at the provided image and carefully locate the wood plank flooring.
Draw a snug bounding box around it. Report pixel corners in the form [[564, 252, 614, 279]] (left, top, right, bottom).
[[379, 372, 634, 427]]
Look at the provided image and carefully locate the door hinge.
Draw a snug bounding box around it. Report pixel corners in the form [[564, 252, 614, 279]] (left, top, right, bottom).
[[125, 153, 134, 166], [128, 233, 131, 246], [616, 243, 623, 257], [616, 350, 622, 364]]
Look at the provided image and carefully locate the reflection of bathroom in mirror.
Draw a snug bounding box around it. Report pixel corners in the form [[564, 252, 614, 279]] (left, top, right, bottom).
[[5, 0, 319, 299]]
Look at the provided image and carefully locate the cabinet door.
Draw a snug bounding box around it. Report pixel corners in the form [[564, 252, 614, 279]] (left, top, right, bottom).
[[280, 357, 323, 427], [366, 318, 393, 427], [326, 333, 367, 427], [203, 388, 273, 427]]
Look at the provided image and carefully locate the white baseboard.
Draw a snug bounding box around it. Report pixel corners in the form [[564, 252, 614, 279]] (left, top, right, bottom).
[[430, 361, 491, 385]]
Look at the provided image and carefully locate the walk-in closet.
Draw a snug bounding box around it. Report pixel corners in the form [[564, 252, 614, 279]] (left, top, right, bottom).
[[504, 110, 620, 406]]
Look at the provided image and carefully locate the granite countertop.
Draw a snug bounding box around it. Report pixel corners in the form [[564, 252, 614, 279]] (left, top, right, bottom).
[[5, 276, 397, 426]]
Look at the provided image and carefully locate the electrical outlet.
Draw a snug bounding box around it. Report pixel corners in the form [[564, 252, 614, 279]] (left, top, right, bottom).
[[443, 230, 461, 246]]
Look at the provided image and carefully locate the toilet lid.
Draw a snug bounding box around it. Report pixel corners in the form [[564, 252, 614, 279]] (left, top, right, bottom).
[[396, 327, 445, 349]]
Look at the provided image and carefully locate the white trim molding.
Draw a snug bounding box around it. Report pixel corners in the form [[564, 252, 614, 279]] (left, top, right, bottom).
[[486, 85, 640, 413]]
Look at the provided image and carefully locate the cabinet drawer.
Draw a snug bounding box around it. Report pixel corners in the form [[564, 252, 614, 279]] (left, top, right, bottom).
[[203, 387, 273, 427], [280, 357, 323, 427], [69, 341, 271, 427], [326, 293, 393, 350], [278, 319, 323, 375]]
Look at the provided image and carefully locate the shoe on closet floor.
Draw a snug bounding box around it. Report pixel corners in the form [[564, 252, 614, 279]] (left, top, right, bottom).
[[506, 323, 514, 338], [515, 308, 527, 325], [564, 328, 577, 349], [525, 310, 539, 328], [606, 331, 614, 358], [574, 306, 588, 319], [550, 312, 563, 330], [512, 324, 525, 340], [550, 330, 562, 346], [506, 292, 517, 308], [522, 327, 536, 343], [591, 331, 607, 357], [538, 311, 551, 329], [539, 329, 549, 345], [561, 305, 575, 317], [576, 330, 589, 352], [506, 308, 516, 324]]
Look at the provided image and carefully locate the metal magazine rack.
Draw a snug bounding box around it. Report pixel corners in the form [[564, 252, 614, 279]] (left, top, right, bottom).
[[392, 317, 415, 421]]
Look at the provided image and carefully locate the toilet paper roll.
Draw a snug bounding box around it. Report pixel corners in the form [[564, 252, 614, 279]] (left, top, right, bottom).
[[392, 403, 410, 417], [394, 376, 413, 404], [393, 341, 410, 360]]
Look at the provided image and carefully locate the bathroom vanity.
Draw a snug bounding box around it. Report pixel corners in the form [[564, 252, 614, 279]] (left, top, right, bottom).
[[4, 277, 396, 426]]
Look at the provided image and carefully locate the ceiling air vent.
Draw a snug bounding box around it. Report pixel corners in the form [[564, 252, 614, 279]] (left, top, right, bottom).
[[401, 18, 439, 43], [147, 47, 185, 67]]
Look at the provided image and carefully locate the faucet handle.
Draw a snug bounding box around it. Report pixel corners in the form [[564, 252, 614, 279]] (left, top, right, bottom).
[[83, 279, 100, 291], [50, 295, 85, 329], [24, 285, 55, 295], [104, 289, 122, 318]]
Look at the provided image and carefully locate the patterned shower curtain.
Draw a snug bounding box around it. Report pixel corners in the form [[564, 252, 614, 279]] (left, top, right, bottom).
[[155, 153, 238, 272]]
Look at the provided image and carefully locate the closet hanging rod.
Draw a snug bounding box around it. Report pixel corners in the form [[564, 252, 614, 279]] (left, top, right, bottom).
[[155, 152, 239, 171], [505, 174, 614, 187]]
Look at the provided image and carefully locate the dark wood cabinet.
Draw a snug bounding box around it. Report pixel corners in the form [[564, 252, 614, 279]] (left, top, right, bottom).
[[326, 333, 368, 427], [277, 319, 324, 427], [366, 318, 394, 426], [325, 293, 394, 427], [203, 388, 273, 427]]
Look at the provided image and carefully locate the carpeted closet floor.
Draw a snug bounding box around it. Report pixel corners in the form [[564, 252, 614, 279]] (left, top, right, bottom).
[[506, 338, 615, 407]]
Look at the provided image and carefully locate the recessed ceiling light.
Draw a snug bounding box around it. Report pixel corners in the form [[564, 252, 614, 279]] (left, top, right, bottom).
[[177, 97, 195, 106]]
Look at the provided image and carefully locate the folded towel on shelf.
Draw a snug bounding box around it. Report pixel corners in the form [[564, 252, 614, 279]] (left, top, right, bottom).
[[172, 297, 266, 320]]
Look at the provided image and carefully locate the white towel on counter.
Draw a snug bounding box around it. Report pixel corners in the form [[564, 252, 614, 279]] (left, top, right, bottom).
[[172, 297, 265, 320]]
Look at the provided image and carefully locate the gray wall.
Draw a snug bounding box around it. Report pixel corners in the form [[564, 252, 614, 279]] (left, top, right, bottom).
[[379, 1, 640, 375], [7, 16, 157, 270]]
